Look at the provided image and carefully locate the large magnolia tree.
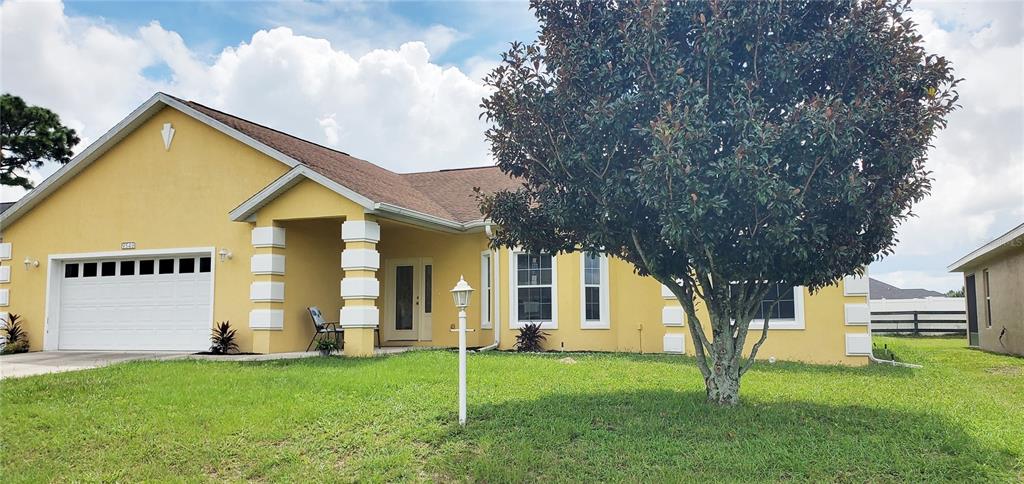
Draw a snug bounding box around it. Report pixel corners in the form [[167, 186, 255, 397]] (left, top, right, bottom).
[[480, 0, 958, 405]]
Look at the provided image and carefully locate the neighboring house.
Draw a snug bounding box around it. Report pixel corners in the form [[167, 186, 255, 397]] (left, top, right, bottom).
[[868, 278, 966, 335], [0, 93, 871, 364], [948, 223, 1024, 356], [869, 278, 944, 300]]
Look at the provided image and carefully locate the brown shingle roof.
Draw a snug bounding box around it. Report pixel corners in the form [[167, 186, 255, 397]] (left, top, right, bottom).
[[402, 166, 523, 222], [181, 100, 451, 218]]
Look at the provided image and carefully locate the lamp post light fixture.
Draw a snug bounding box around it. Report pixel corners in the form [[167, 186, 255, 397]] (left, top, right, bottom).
[[218, 248, 233, 262], [450, 275, 474, 426]]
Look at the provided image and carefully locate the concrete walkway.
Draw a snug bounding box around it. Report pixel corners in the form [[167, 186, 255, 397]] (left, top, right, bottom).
[[1, 346, 419, 379], [0, 351, 186, 379]]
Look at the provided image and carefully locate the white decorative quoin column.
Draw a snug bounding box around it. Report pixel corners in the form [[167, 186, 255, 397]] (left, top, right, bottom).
[[249, 226, 286, 353], [340, 219, 380, 356], [661, 281, 687, 354]]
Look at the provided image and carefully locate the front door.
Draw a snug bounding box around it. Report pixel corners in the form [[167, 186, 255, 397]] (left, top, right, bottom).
[[384, 258, 433, 342], [965, 274, 979, 346]]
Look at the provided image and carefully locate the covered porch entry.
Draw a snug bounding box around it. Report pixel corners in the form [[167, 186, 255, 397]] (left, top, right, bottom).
[[235, 176, 494, 356]]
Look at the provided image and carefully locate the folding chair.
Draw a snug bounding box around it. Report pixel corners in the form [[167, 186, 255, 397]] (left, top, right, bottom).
[[307, 306, 344, 352]]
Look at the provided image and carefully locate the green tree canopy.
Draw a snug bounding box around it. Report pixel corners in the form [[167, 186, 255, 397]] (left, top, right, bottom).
[[481, 0, 959, 404], [1, 93, 79, 189]]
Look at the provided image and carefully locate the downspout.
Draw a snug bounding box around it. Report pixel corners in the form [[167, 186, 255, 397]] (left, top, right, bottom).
[[868, 353, 923, 369], [477, 224, 500, 352]]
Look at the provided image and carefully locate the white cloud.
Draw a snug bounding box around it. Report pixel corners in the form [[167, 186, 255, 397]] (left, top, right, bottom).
[[0, 0, 1019, 298], [0, 0, 492, 202], [871, 1, 1024, 284]]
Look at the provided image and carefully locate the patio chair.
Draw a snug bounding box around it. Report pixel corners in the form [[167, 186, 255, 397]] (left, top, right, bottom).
[[307, 306, 344, 352]]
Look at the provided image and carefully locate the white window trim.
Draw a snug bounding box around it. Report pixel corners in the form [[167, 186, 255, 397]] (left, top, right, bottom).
[[509, 250, 558, 330], [748, 286, 806, 330], [579, 252, 610, 329], [480, 250, 493, 329]]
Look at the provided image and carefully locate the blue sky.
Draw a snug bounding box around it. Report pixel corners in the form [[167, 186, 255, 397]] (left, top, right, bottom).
[[1, 0, 1022, 292], [64, 0, 538, 77]]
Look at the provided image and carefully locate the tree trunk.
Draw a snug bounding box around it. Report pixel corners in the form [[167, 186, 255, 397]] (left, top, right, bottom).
[[705, 350, 741, 405]]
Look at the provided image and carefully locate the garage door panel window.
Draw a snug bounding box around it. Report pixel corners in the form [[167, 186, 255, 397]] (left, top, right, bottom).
[[158, 259, 175, 274], [120, 260, 135, 276], [199, 256, 212, 273], [140, 260, 155, 275], [65, 263, 79, 278], [101, 261, 116, 277], [83, 262, 97, 277], [179, 258, 195, 274]]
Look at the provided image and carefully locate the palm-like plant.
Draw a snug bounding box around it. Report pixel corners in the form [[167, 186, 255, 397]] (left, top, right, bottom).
[[1, 313, 29, 354], [209, 321, 238, 354], [514, 323, 548, 352]]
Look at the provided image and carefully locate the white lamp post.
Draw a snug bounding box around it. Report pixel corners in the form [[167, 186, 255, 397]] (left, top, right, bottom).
[[450, 275, 474, 426]]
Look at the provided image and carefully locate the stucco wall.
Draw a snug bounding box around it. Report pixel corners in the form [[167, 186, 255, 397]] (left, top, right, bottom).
[[966, 247, 1024, 356], [0, 106, 289, 352]]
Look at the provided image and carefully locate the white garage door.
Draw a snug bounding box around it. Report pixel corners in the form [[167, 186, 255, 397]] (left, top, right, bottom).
[[58, 254, 213, 351]]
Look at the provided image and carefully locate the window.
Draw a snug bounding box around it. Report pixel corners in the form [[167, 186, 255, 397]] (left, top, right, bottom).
[[395, 265, 414, 330], [82, 262, 98, 277], [755, 284, 796, 321], [179, 258, 195, 274], [512, 252, 555, 328], [747, 283, 805, 330], [101, 261, 116, 277], [120, 260, 135, 276], [158, 259, 175, 274], [481, 252, 493, 329], [64, 263, 79, 278], [983, 269, 992, 327], [580, 252, 610, 329], [139, 260, 155, 275], [199, 256, 212, 273], [424, 264, 432, 314]]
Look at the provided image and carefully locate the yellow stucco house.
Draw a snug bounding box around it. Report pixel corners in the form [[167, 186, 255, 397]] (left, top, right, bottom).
[[0, 93, 873, 364]]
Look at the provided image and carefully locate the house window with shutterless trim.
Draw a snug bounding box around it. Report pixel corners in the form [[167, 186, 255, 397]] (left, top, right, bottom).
[[580, 252, 610, 329], [480, 251, 493, 329], [510, 251, 557, 329], [983, 269, 991, 327], [746, 283, 806, 330]]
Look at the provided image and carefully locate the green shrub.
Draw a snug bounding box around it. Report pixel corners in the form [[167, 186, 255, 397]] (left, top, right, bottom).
[[315, 338, 339, 356]]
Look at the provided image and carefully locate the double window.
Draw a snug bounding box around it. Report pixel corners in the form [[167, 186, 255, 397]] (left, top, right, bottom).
[[511, 252, 555, 328]]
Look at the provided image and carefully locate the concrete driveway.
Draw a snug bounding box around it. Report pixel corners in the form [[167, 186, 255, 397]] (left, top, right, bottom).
[[0, 351, 187, 379]]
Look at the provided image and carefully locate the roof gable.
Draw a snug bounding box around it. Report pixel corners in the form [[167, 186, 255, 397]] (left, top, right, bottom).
[[1, 92, 518, 231]]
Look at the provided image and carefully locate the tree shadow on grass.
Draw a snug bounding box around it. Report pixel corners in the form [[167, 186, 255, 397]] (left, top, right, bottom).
[[518, 351, 921, 378], [433, 390, 1016, 482]]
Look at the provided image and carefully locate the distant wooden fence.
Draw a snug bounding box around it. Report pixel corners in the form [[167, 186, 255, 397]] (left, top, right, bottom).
[[871, 310, 967, 335]]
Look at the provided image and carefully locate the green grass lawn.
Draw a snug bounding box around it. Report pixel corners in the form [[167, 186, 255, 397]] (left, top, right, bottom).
[[1, 337, 1021, 482]]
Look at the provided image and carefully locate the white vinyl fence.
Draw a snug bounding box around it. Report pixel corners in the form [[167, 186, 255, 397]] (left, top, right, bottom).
[[870, 297, 967, 335]]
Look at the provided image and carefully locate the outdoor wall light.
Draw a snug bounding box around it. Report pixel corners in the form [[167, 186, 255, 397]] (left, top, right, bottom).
[[23, 257, 39, 270], [218, 248, 233, 262]]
